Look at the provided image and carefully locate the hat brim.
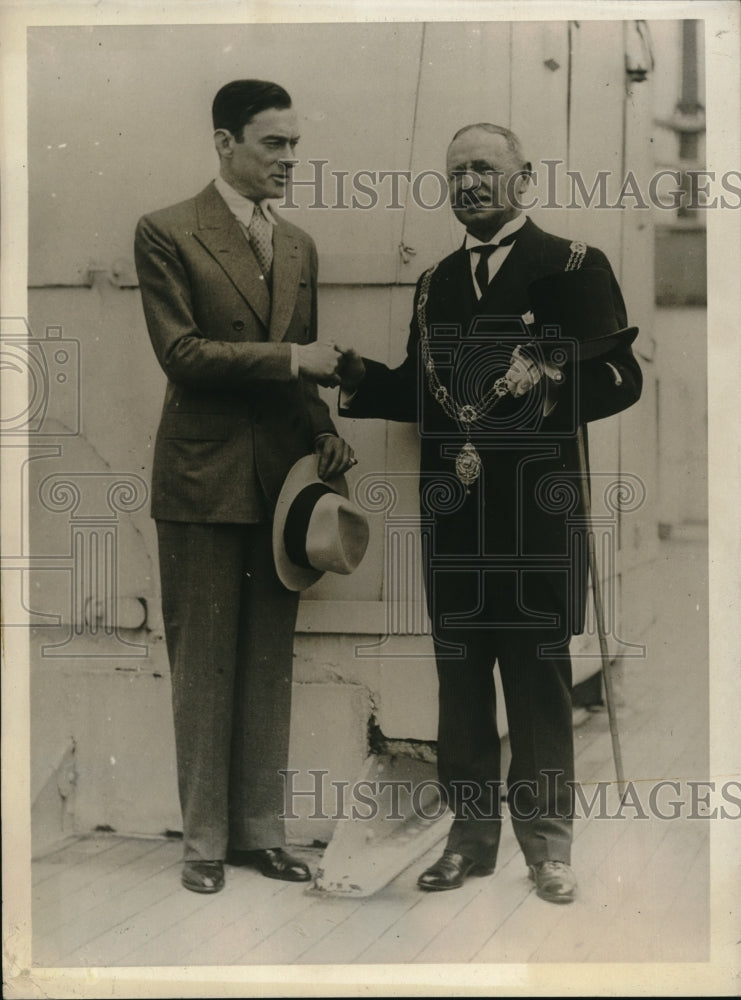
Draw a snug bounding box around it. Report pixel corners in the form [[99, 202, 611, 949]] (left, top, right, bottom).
[[544, 325, 639, 363], [272, 454, 349, 592], [575, 325, 639, 361]]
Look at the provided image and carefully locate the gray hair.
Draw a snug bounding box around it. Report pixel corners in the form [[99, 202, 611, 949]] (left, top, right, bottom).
[[450, 123, 527, 167]]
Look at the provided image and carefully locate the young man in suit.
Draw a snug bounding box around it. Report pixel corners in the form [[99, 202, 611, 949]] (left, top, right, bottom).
[[135, 79, 355, 893], [337, 123, 642, 903]]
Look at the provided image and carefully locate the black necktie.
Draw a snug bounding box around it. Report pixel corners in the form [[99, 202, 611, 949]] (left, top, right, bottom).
[[470, 231, 518, 297]]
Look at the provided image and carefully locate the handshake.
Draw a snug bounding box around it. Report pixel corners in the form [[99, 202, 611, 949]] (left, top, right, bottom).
[[295, 342, 365, 391], [296, 341, 564, 398]]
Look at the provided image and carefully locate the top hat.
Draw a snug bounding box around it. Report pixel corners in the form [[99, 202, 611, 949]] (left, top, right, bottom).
[[527, 268, 639, 363], [272, 454, 370, 592]]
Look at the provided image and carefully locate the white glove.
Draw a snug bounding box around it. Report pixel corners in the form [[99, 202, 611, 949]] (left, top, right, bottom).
[[504, 344, 564, 397]]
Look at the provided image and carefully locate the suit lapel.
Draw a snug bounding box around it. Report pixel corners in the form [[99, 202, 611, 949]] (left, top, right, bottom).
[[192, 182, 271, 331], [268, 222, 302, 343], [435, 220, 545, 327], [476, 218, 539, 315], [432, 244, 477, 327]]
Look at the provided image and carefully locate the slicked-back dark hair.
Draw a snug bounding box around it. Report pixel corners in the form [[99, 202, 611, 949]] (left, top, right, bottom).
[[212, 79, 292, 141]]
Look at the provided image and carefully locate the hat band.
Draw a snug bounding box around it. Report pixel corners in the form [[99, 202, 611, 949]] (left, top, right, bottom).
[[283, 482, 336, 570]]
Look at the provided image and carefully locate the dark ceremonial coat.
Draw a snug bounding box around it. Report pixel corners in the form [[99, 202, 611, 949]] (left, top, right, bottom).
[[341, 218, 642, 643]]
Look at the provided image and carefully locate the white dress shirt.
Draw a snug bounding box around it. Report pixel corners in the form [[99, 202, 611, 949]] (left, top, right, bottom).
[[465, 213, 527, 298], [214, 175, 277, 228]]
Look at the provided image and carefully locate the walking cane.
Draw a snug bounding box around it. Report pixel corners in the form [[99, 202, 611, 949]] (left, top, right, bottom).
[[575, 423, 627, 798]]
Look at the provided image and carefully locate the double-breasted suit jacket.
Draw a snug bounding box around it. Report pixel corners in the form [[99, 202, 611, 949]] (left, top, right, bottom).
[[342, 218, 642, 646], [135, 181, 337, 863], [135, 180, 337, 523]]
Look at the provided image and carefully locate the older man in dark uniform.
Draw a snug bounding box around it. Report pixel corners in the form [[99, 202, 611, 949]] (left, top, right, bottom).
[[338, 123, 642, 903], [135, 80, 353, 893]]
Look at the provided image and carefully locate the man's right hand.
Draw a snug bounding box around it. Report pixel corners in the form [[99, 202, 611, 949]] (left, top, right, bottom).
[[296, 342, 342, 387], [335, 345, 366, 393]]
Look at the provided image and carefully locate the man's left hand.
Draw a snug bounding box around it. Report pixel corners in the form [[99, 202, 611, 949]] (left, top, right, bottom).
[[315, 434, 357, 481]]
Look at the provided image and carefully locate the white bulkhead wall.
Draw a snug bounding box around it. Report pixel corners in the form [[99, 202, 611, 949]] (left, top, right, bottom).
[[26, 21, 657, 840]]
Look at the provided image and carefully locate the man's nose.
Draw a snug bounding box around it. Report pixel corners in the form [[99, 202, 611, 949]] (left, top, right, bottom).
[[451, 172, 484, 204]]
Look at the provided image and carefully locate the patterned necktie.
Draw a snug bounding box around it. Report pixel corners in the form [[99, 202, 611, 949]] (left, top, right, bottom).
[[470, 230, 518, 297], [248, 203, 274, 278]]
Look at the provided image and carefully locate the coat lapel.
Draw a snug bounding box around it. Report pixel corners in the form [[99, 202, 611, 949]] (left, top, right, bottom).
[[431, 244, 477, 327], [476, 218, 545, 315], [192, 182, 271, 331], [268, 222, 302, 343], [434, 220, 544, 329]]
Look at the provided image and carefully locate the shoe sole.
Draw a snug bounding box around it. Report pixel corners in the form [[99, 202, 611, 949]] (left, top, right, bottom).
[[418, 880, 464, 892], [181, 878, 224, 894], [534, 887, 575, 904], [256, 870, 312, 882], [417, 864, 495, 891]]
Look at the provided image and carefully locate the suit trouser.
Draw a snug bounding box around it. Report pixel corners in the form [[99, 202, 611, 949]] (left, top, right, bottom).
[[434, 627, 574, 868], [156, 520, 299, 862]]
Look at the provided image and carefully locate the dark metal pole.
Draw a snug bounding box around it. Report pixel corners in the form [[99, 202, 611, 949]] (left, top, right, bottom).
[[576, 425, 627, 797]]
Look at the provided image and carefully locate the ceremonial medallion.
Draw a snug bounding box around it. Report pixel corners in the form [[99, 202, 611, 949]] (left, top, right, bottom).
[[455, 441, 482, 490], [416, 263, 507, 490]]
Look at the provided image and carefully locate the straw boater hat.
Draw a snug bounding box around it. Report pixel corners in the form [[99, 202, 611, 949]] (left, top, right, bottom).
[[273, 454, 370, 592], [527, 268, 639, 363]]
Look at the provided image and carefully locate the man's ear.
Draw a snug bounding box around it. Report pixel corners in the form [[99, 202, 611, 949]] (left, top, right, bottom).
[[213, 129, 234, 158], [515, 162, 532, 196]]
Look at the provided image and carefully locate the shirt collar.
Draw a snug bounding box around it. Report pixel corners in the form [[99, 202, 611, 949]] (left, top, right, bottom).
[[464, 213, 527, 251], [214, 175, 277, 227]]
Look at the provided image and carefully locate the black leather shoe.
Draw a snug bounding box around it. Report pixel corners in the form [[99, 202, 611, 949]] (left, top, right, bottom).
[[528, 860, 577, 903], [181, 860, 224, 894], [239, 847, 312, 882], [417, 850, 495, 891]]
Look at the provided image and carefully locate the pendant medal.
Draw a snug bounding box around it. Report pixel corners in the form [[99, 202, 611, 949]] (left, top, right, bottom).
[[455, 441, 482, 490], [416, 263, 504, 495]]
